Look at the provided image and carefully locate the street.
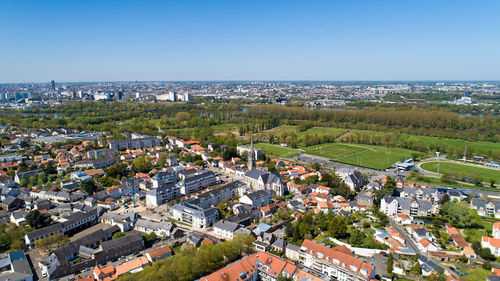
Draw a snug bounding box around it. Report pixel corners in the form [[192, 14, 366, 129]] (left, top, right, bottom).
[[388, 218, 422, 256]]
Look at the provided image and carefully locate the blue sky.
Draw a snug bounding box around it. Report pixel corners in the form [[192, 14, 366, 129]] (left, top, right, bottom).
[[1, 0, 499, 82]]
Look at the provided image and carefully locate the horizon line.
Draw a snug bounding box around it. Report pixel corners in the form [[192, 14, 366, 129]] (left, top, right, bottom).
[[1, 79, 500, 84]]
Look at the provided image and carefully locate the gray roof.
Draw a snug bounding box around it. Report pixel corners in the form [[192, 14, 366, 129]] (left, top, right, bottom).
[[135, 219, 174, 232], [418, 256, 444, 273], [414, 228, 428, 237], [101, 233, 143, 251], [357, 193, 373, 202], [171, 200, 219, 218], [214, 219, 240, 232], [417, 200, 433, 211], [472, 198, 500, 212], [0, 251, 33, 280], [245, 190, 272, 201], [286, 243, 300, 252], [395, 197, 412, 210], [11, 211, 27, 220], [245, 169, 266, 180], [197, 180, 245, 200], [272, 238, 286, 249]]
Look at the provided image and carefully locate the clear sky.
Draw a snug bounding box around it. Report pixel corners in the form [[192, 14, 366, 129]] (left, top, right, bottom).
[[1, 0, 499, 82]]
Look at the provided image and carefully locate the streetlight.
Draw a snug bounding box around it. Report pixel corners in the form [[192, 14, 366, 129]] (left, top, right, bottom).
[[436, 152, 440, 176]]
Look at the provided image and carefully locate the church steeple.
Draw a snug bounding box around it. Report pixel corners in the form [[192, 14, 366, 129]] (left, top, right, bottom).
[[248, 137, 256, 170]]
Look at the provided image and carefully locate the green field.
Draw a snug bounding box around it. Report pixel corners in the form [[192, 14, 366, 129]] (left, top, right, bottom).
[[420, 161, 500, 183], [304, 143, 419, 170], [301, 127, 347, 137], [253, 143, 301, 158], [262, 125, 347, 138], [402, 134, 500, 154], [262, 125, 298, 135]]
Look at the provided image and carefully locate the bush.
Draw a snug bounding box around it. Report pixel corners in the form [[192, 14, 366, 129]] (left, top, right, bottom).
[[118, 234, 255, 281]]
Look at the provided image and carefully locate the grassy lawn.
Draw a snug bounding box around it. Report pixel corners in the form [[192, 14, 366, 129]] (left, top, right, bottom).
[[402, 134, 500, 154], [460, 265, 492, 281], [305, 143, 366, 159], [254, 143, 301, 158], [300, 127, 348, 138], [262, 125, 298, 135], [405, 176, 500, 192], [304, 143, 419, 170], [420, 161, 500, 183], [211, 123, 242, 133]]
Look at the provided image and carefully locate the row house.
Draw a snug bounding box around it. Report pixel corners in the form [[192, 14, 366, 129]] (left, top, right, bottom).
[[169, 199, 219, 228], [25, 209, 98, 248], [398, 186, 442, 202], [201, 251, 296, 281], [471, 198, 500, 218], [299, 239, 375, 281], [380, 195, 436, 217], [177, 170, 218, 195]]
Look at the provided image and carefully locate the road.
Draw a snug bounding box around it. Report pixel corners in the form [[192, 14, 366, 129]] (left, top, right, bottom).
[[290, 154, 398, 176], [291, 154, 500, 198], [388, 218, 422, 256]]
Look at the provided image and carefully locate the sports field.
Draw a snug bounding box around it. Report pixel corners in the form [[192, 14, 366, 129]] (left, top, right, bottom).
[[401, 134, 500, 154], [420, 161, 500, 183], [253, 143, 301, 158], [304, 143, 419, 170]]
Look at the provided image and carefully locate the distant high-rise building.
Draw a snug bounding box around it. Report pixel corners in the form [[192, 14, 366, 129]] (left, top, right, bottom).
[[50, 80, 56, 91]]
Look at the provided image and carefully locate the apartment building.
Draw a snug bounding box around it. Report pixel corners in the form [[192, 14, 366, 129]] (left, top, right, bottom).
[[298, 239, 375, 281]]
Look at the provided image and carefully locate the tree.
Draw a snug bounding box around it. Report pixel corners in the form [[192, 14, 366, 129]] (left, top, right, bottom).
[[479, 248, 496, 261], [267, 161, 276, 172], [19, 178, 28, 187], [175, 111, 191, 122], [222, 147, 237, 161], [133, 156, 153, 173], [490, 178, 496, 187], [311, 162, 321, 171], [25, 210, 52, 229], [432, 218, 442, 228], [97, 175, 120, 187], [158, 154, 168, 167], [458, 254, 468, 264], [438, 193, 450, 205], [387, 252, 393, 275], [440, 172, 454, 183], [385, 176, 397, 190], [348, 229, 365, 247], [303, 175, 318, 185], [440, 201, 479, 228], [29, 176, 36, 186], [411, 153, 420, 161], [80, 179, 99, 195], [142, 232, 158, 247], [483, 260, 492, 270], [37, 172, 46, 186], [112, 232, 125, 239], [328, 216, 347, 239], [473, 176, 484, 186], [35, 233, 69, 253], [412, 262, 421, 275]]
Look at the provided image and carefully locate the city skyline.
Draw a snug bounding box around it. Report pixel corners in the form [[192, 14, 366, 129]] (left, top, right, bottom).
[[1, 0, 500, 82]]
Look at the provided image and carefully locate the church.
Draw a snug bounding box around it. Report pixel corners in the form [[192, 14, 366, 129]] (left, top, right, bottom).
[[243, 139, 286, 196]]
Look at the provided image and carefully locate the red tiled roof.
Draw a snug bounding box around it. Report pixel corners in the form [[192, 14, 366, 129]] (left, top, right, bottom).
[[147, 245, 172, 258], [301, 239, 373, 277]]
